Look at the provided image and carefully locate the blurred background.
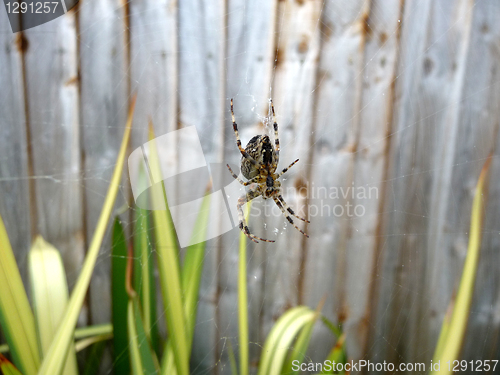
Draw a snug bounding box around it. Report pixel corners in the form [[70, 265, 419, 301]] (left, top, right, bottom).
[[1, 0, 499, 373]]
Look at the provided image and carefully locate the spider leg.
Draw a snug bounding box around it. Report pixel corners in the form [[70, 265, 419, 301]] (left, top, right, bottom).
[[271, 99, 280, 160], [273, 197, 309, 238], [226, 164, 259, 186], [277, 159, 299, 178], [231, 99, 257, 166], [277, 195, 310, 223], [237, 190, 275, 243]]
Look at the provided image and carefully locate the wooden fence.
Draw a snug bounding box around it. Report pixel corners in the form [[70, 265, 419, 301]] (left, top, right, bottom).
[[1, 0, 499, 373]]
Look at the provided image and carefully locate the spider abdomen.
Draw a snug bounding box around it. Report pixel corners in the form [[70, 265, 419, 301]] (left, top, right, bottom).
[[241, 134, 278, 179]]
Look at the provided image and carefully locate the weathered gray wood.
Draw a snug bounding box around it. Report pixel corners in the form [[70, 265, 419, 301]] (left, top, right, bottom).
[[301, 0, 370, 364], [219, 0, 278, 373], [23, 12, 85, 315], [343, 0, 403, 361], [175, 0, 226, 373], [78, 0, 129, 331], [129, 0, 177, 143], [370, 0, 434, 366], [371, 0, 498, 370], [260, 0, 323, 361], [439, 0, 500, 364], [129, 0, 178, 343], [0, 12, 31, 285]]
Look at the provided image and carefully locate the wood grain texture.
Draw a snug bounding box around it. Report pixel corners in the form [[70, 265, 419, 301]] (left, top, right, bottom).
[[78, 0, 129, 329], [129, 0, 177, 143], [219, 0, 278, 373], [22, 11, 85, 309], [260, 0, 322, 360], [370, 0, 435, 366], [441, 0, 500, 364], [302, 0, 371, 364], [175, 0, 226, 372], [0, 12, 31, 284], [370, 0, 499, 370], [343, 0, 402, 361]]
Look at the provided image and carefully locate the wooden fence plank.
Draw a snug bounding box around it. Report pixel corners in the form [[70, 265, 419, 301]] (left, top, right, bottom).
[[78, 0, 129, 331], [220, 0, 278, 372], [129, 0, 177, 143], [260, 0, 322, 358], [129, 0, 178, 343], [343, 0, 403, 361], [302, 0, 370, 364], [442, 0, 500, 364], [0, 12, 31, 285], [175, 0, 226, 373], [370, 0, 498, 369], [370, 0, 433, 366], [23, 12, 84, 314]]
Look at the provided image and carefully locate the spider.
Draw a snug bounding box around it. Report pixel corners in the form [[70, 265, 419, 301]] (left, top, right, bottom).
[[227, 98, 310, 243]]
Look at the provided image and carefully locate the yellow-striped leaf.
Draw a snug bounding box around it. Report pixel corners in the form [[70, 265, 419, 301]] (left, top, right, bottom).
[[257, 306, 315, 375], [29, 236, 78, 375], [128, 298, 159, 375], [147, 124, 189, 375], [161, 184, 212, 375], [0, 214, 40, 374]]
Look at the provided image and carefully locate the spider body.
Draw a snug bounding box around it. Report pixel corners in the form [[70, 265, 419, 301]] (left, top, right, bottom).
[[227, 99, 309, 243], [242, 135, 277, 179]]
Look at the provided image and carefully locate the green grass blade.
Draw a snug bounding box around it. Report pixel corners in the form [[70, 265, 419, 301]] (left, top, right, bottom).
[[0, 214, 40, 375], [227, 340, 239, 375], [134, 163, 160, 355], [74, 333, 113, 352], [431, 155, 492, 375], [29, 236, 78, 375], [320, 316, 342, 338], [82, 340, 106, 375], [111, 218, 130, 375], [135, 210, 159, 354], [128, 298, 160, 375], [148, 124, 189, 375], [239, 202, 251, 375], [128, 299, 143, 375], [181, 184, 211, 339], [161, 184, 212, 375], [322, 333, 347, 374], [0, 353, 24, 375], [74, 324, 112, 339], [431, 301, 453, 364], [37, 95, 137, 375], [257, 306, 315, 375], [0, 325, 114, 354]]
